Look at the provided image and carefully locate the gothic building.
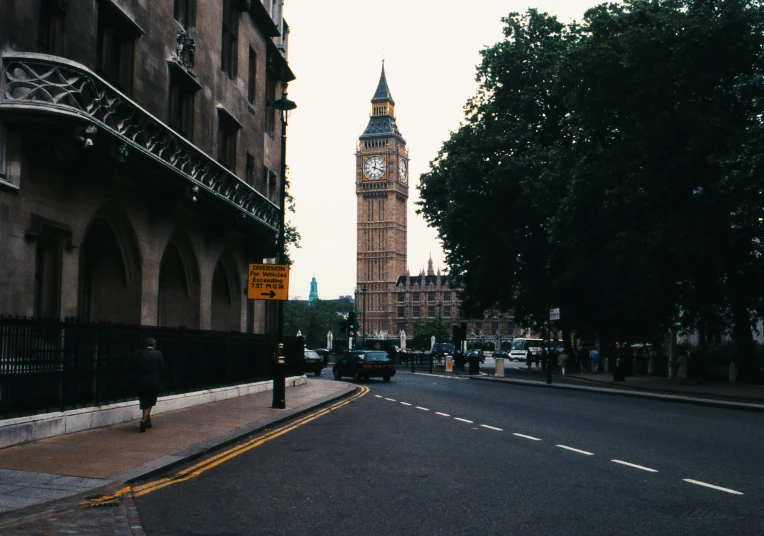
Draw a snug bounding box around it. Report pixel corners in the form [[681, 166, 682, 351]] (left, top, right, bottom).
[[354, 66, 513, 345], [308, 276, 318, 303], [0, 0, 294, 333]]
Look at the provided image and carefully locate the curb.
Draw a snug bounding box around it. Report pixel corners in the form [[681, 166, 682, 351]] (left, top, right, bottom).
[[469, 375, 764, 412], [0, 383, 358, 523], [116, 383, 358, 484]]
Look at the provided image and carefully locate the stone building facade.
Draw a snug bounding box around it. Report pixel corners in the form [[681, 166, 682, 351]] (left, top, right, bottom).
[[0, 0, 294, 333], [354, 68, 513, 344]]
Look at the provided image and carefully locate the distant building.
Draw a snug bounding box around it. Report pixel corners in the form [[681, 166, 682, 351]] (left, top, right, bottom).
[[353, 67, 512, 343], [308, 277, 318, 303]]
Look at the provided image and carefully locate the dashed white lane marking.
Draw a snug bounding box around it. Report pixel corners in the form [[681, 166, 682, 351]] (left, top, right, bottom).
[[481, 425, 503, 431], [612, 460, 658, 473], [513, 433, 541, 441], [556, 445, 594, 456], [384, 398, 396, 402], [375, 395, 382, 398], [435, 412, 450, 417], [416, 406, 430, 411], [683, 479, 744, 495], [454, 418, 474, 424], [400, 402, 412, 406]]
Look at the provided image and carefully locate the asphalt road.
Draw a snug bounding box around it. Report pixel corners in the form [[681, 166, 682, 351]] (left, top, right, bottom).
[[134, 372, 764, 535]]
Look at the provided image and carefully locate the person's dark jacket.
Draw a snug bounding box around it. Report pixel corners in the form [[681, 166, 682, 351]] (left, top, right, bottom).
[[136, 347, 165, 392]]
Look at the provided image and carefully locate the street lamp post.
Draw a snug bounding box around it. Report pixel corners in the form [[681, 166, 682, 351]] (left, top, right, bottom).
[[272, 90, 296, 410], [361, 286, 368, 348]]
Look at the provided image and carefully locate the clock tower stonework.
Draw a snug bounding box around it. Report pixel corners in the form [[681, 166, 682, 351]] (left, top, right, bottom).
[[356, 63, 409, 338]]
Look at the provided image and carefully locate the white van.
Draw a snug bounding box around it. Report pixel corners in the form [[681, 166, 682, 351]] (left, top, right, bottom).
[[509, 338, 544, 362]]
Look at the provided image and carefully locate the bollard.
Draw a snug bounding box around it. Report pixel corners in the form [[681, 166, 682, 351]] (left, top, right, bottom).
[[495, 357, 505, 377], [446, 354, 454, 373], [469, 355, 479, 375], [613, 357, 625, 382]]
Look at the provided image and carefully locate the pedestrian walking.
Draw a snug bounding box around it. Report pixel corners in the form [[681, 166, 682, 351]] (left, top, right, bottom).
[[589, 348, 600, 374], [526, 348, 533, 369], [135, 337, 165, 433], [559, 348, 569, 375], [677, 349, 689, 384], [579, 349, 589, 373]]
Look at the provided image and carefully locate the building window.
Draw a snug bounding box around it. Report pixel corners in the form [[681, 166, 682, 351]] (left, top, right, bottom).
[[265, 68, 276, 137], [428, 306, 435, 318], [444, 306, 451, 318], [492, 322, 499, 334], [412, 293, 419, 302], [248, 47, 257, 105], [217, 113, 240, 171], [262, 166, 278, 202], [443, 292, 451, 302], [174, 0, 195, 30], [397, 321, 406, 333], [397, 306, 404, 318], [245, 153, 255, 187], [413, 306, 420, 318], [427, 292, 435, 301], [38, 0, 66, 55], [33, 236, 62, 320], [398, 293, 405, 302], [97, 2, 138, 95], [475, 322, 482, 333], [168, 71, 195, 140], [221, 0, 238, 80]]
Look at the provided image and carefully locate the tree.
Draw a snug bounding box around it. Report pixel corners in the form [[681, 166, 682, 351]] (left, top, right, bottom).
[[418, 1, 764, 378], [284, 299, 354, 349], [412, 318, 451, 350]]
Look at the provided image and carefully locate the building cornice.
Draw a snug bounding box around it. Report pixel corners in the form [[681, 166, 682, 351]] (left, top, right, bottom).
[[0, 53, 279, 233]]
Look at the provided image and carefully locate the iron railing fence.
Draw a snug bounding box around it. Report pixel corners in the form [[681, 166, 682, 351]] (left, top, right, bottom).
[[0, 316, 304, 419]]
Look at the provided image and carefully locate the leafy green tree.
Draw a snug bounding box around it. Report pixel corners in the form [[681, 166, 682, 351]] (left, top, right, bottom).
[[412, 318, 451, 350], [418, 1, 764, 377], [284, 300, 354, 349]]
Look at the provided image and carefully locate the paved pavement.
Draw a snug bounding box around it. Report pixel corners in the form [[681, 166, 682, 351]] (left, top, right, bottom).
[[0, 379, 355, 535], [475, 359, 764, 410]]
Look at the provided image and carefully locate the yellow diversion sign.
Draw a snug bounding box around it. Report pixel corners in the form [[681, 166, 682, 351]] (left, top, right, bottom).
[[248, 263, 289, 301]]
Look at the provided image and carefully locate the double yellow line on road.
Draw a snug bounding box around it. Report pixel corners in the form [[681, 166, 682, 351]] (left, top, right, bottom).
[[85, 385, 369, 506]]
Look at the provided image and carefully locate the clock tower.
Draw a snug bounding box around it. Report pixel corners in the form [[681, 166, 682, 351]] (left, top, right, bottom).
[[356, 62, 409, 338]]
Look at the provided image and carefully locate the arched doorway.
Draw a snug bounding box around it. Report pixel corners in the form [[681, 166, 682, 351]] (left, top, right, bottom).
[[210, 253, 242, 332], [79, 210, 142, 324], [157, 234, 200, 328]]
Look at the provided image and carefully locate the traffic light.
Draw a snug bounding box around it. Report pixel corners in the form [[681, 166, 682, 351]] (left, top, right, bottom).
[[339, 319, 347, 337], [348, 311, 356, 336]]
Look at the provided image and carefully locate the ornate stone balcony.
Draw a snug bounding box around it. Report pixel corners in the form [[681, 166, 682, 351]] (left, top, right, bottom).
[[0, 52, 280, 232]]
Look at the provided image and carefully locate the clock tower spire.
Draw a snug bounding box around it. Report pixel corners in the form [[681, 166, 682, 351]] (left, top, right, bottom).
[[355, 63, 409, 338]]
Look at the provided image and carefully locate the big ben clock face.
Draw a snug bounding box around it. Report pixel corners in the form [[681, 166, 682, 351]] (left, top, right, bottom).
[[363, 155, 385, 180], [398, 158, 408, 183]]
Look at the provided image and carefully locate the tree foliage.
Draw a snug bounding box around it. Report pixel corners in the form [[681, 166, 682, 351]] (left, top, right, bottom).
[[417, 0, 764, 374], [284, 300, 354, 349]]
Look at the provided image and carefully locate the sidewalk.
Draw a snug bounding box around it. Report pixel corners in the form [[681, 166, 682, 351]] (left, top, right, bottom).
[[476, 364, 764, 410], [0, 379, 355, 516]]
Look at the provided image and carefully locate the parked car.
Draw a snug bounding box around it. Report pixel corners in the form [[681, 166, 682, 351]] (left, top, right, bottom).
[[303, 349, 324, 376], [333, 350, 396, 382]]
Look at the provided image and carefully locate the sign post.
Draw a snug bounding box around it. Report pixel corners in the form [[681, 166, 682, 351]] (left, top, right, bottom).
[[248, 263, 289, 409]]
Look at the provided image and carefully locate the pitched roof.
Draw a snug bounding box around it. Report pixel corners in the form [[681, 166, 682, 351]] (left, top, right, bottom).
[[372, 63, 395, 105]]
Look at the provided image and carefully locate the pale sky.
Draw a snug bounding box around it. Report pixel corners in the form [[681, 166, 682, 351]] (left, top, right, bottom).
[[284, 0, 608, 300]]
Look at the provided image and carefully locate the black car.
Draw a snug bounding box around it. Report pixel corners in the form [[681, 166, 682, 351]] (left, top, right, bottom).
[[494, 349, 509, 359], [466, 349, 485, 364], [303, 349, 324, 376], [333, 351, 396, 382]]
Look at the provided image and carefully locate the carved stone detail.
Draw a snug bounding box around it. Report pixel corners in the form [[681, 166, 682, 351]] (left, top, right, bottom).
[[0, 54, 279, 231], [172, 29, 196, 71]]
